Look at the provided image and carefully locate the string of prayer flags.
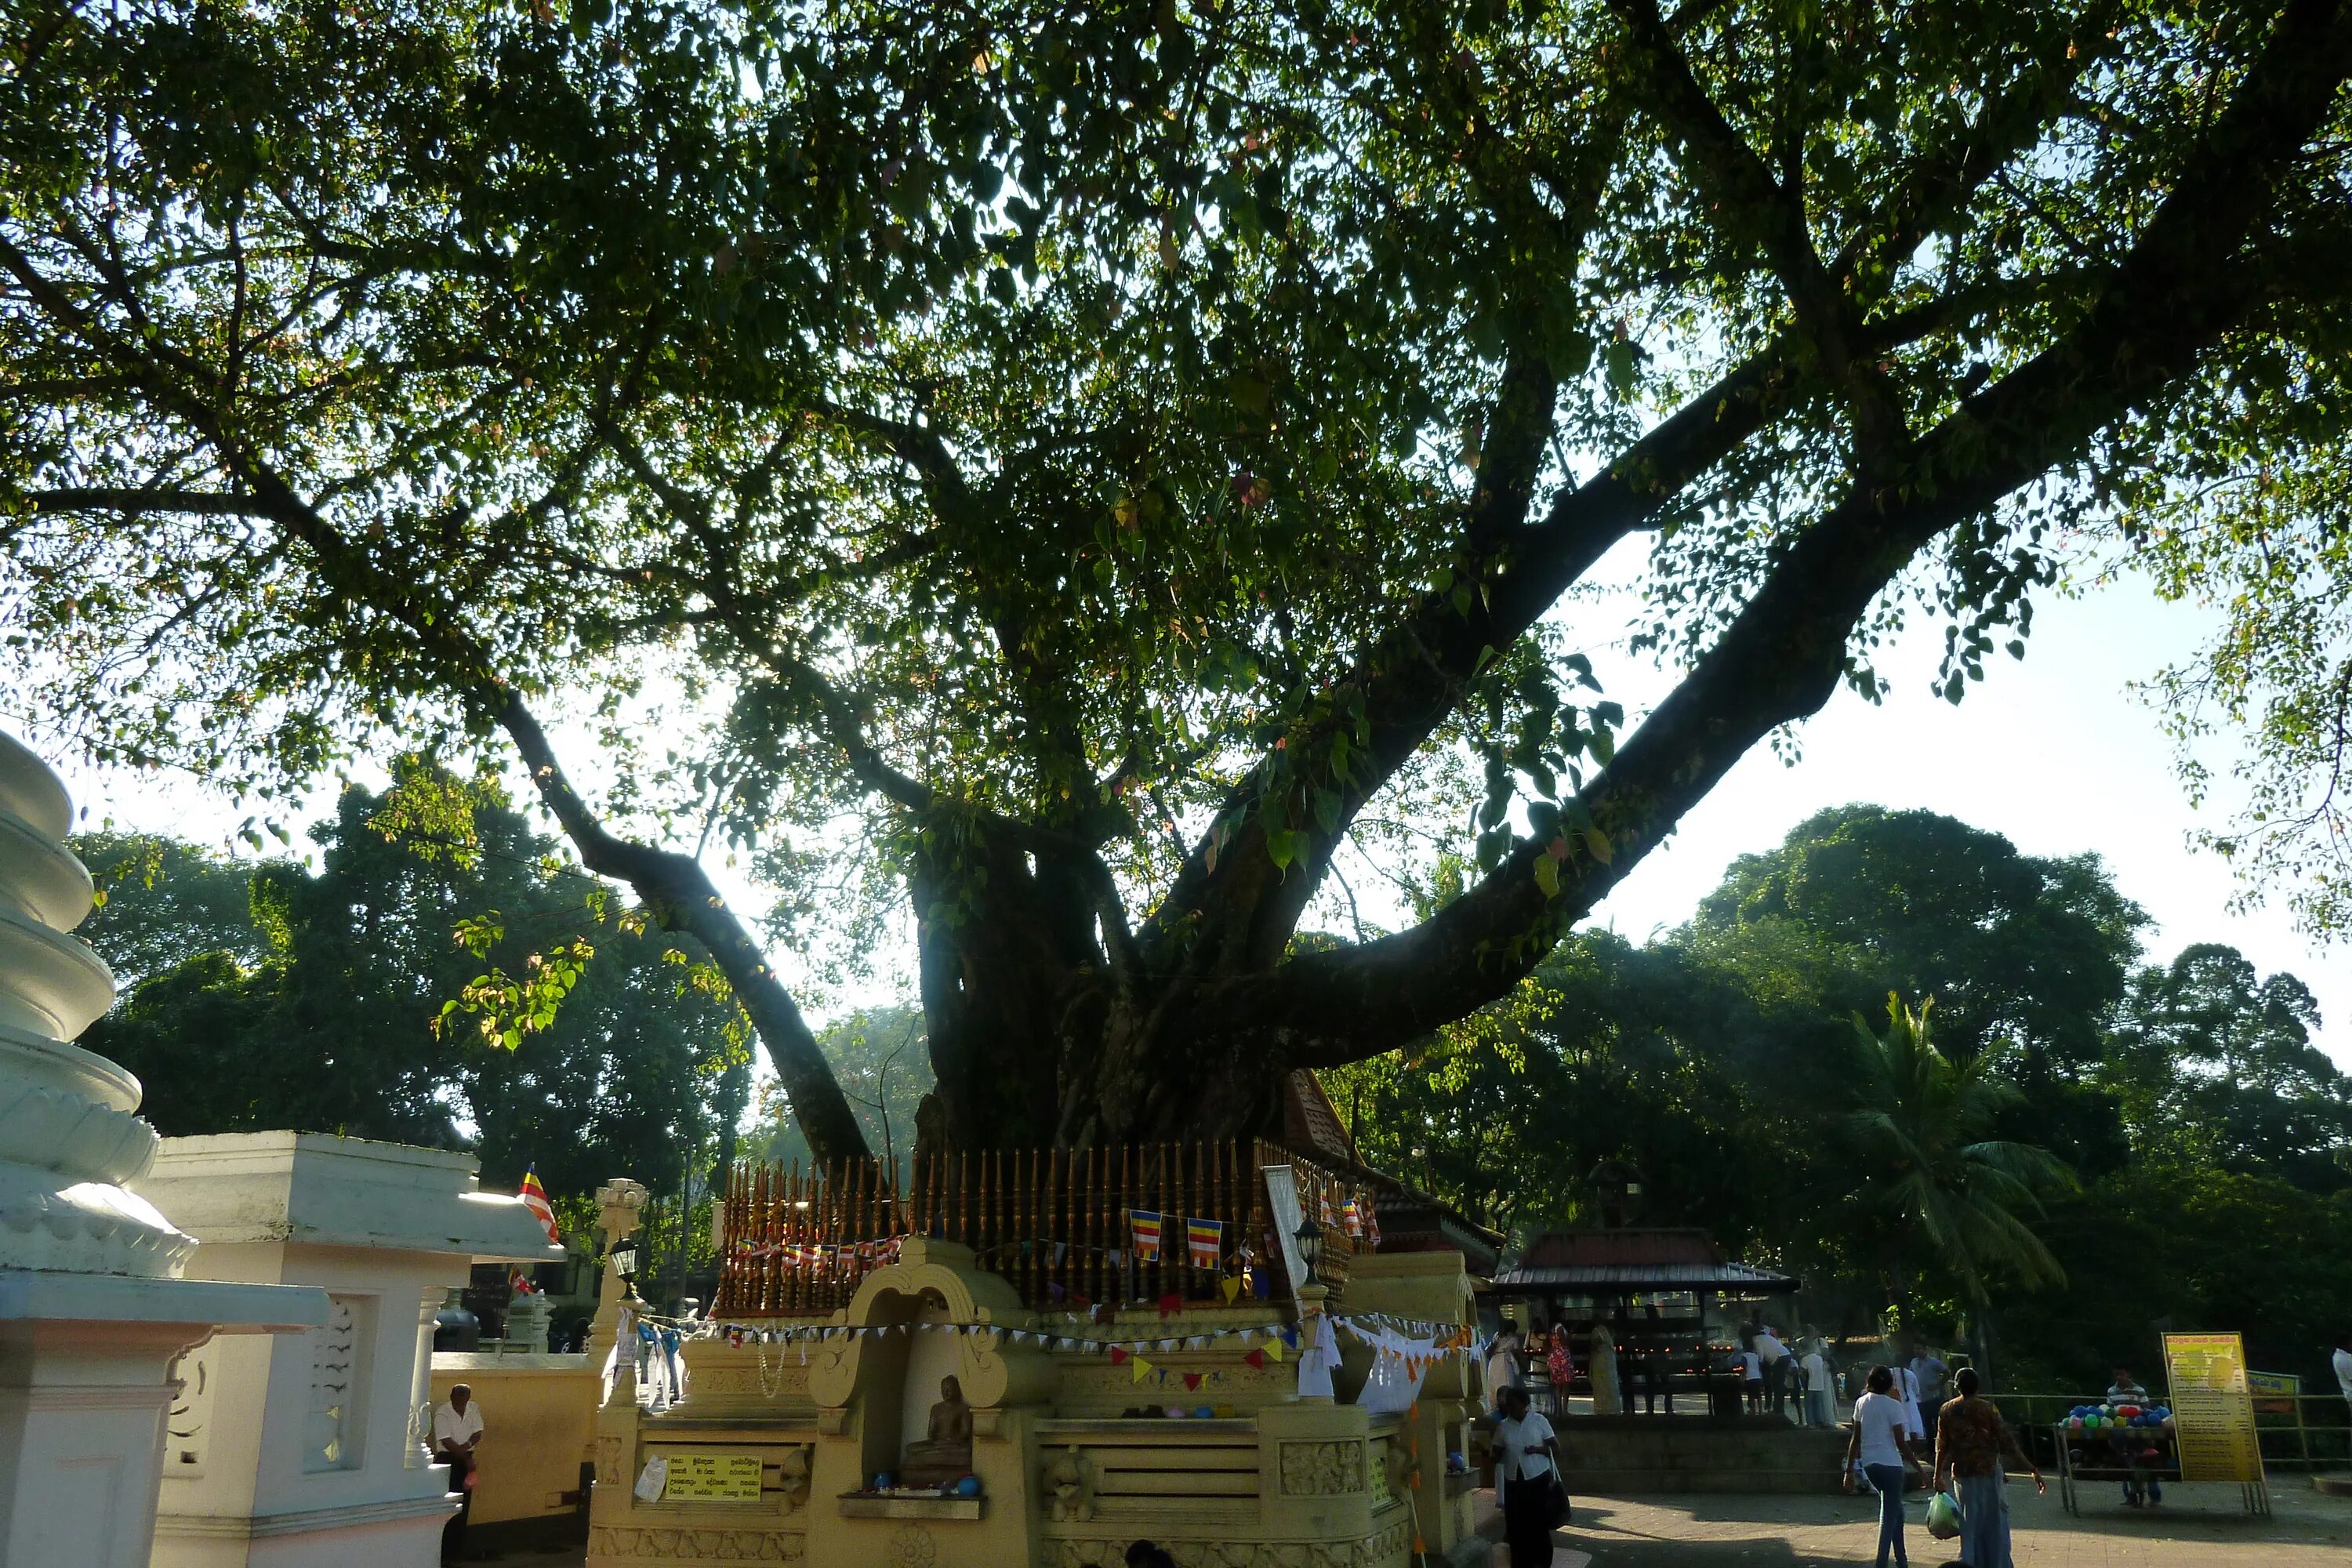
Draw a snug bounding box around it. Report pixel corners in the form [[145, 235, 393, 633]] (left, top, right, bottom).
[[1125, 1207, 1164, 1262], [1131, 1354, 1155, 1383], [1186, 1216, 1223, 1267], [1219, 1276, 1243, 1305], [1340, 1198, 1363, 1238]]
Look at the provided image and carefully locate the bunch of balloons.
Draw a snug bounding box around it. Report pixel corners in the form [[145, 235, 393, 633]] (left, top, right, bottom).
[[2062, 1401, 2175, 1434]]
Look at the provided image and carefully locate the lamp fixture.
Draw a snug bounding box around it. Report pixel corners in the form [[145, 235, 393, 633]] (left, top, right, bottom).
[[1293, 1214, 1324, 1287]]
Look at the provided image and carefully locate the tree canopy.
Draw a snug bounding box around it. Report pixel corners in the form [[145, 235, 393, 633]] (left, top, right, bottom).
[[8, 0, 2352, 1157], [1697, 804, 2147, 1076], [78, 769, 753, 1199]]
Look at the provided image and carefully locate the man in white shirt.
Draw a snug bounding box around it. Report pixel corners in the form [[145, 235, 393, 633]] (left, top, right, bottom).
[[1489, 1385, 1563, 1566], [1755, 1328, 1789, 1417], [434, 1384, 484, 1559], [2333, 1333, 2352, 1409]]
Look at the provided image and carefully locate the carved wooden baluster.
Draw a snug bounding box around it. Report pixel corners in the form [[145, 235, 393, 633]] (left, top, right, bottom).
[[854, 1157, 868, 1291], [758, 1163, 775, 1316], [1043, 1146, 1054, 1306], [788, 1160, 804, 1316], [1081, 1145, 1096, 1308]]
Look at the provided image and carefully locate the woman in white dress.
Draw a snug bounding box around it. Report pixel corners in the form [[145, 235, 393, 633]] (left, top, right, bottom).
[[1587, 1320, 1621, 1415], [1896, 1360, 1926, 1443], [1485, 1327, 1525, 1413]]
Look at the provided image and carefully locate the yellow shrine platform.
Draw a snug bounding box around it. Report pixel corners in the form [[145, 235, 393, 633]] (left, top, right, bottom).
[[585, 1241, 1479, 1568]]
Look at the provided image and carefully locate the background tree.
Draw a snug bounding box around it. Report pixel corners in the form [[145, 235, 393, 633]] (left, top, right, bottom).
[[78, 766, 753, 1203], [1698, 807, 2147, 1076], [9, 0, 2352, 1156], [1345, 804, 2352, 1388], [1838, 998, 2074, 1335], [74, 833, 282, 985], [2102, 944, 2352, 1192], [747, 1006, 935, 1181]]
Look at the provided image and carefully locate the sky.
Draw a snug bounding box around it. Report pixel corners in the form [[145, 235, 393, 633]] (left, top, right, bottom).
[[34, 546, 2347, 1074]]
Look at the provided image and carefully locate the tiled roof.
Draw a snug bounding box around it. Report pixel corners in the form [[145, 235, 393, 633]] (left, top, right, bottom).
[[1489, 1229, 1798, 1292], [1488, 1258, 1798, 1291]]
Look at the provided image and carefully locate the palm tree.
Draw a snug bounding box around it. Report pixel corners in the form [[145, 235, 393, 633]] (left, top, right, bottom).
[[1842, 996, 2074, 1353]]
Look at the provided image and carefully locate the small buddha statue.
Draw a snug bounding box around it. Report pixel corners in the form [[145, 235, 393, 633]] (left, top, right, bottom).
[[899, 1374, 975, 1487]]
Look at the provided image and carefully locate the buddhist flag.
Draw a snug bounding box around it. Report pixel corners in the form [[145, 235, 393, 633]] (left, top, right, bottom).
[[518, 1170, 560, 1247], [1340, 1198, 1363, 1238], [1127, 1209, 1163, 1263], [1186, 1218, 1223, 1269]]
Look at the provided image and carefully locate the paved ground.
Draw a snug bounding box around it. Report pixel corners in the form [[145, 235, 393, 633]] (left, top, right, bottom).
[[1495, 1479, 2352, 1567], [481, 1479, 2352, 1566]]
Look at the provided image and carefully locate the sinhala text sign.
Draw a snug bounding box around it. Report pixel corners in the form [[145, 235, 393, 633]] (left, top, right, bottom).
[[661, 1452, 764, 1502], [2161, 1333, 2262, 1484]]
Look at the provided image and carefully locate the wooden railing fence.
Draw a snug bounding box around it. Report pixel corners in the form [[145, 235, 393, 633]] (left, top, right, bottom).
[[712, 1139, 1374, 1317]]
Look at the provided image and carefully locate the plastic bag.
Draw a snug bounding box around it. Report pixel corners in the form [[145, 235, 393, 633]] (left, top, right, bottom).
[[1926, 1490, 1962, 1541]]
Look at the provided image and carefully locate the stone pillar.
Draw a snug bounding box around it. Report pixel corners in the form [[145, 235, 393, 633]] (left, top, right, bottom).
[[408, 1287, 441, 1471], [0, 731, 322, 1568]]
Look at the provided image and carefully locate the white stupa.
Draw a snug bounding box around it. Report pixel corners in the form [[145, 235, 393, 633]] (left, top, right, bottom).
[[0, 731, 322, 1568], [0, 730, 196, 1275]]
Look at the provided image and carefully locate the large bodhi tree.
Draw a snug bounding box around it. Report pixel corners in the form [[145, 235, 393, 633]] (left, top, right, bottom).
[[5, 0, 2350, 1163]]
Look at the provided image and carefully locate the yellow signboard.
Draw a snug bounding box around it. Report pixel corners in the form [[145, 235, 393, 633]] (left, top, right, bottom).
[[661, 1452, 764, 1502], [2162, 1333, 2262, 1483]]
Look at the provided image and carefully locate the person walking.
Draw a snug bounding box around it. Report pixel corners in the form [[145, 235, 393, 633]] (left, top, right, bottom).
[[1896, 1359, 1926, 1446], [1933, 1367, 2045, 1568], [1910, 1345, 1949, 1437], [1844, 1367, 1921, 1568], [434, 1383, 485, 1563], [2106, 1365, 2163, 1506], [1491, 1385, 1565, 1567], [1802, 1339, 1838, 1429]]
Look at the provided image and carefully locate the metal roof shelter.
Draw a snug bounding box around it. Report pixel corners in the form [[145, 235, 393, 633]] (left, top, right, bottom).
[[1487, 1228, 1798, 1297]]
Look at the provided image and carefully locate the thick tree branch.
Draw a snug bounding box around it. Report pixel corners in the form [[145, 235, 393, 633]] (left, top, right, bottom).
[[1142, 338, 1792, 969], [1243, 0, 2352, 1069], [495, 694, 873, 1163], [1612, 0, 1912, 472], [25, 488, 267, 517]]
